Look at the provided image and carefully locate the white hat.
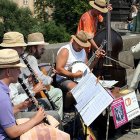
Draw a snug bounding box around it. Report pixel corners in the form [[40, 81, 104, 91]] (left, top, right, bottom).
[[0, 49, 26, 68], [0, 32, 27, 47], [27, 32, 49, 46]]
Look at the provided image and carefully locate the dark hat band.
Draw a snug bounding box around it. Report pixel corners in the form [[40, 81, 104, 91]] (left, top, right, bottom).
[[94, 2, 106, 9], [0, 60, 20, 66]]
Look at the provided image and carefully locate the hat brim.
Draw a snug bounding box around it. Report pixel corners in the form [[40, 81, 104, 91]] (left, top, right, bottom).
[[27, 41, 49, 46], [0, 63, 26, 68], [71, 35, 91, 48], [89, 1, 108, 13], [0, 43, 27, 47]]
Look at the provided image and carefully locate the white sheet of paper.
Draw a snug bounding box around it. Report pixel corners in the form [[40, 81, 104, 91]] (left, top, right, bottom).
[[71, 73, 114, 126], [99, 80, 118, 88]]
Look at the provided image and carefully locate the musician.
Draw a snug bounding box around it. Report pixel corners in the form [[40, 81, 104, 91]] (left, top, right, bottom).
[[0, 32, 61, 123], [21, 32, 63, 120], [0, 49, 47, 140], [56, 30, 101, 110], [77, 0, 112, 55]]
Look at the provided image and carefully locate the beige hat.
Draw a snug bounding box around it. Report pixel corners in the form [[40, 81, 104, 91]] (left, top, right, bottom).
[[89, 0, 108, 13], [27, 32, 49, 46], [0, 32, 27, 47], [0, 49, 26, 68], [71, 30, 91, 48]]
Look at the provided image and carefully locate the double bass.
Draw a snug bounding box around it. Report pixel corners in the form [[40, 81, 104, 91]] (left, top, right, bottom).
[[93, 0, 126, 87]]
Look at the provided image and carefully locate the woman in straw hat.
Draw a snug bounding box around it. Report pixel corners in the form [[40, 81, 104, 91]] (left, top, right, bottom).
[[0, 49, 46, 139], [77, 0, 112, 56]]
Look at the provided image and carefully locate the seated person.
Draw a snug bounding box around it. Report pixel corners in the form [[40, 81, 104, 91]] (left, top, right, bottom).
[[56, 30, 101, 110], [0, 49, 47, 139], [21, 32, 63, 119], [0, 31, 63, 120]]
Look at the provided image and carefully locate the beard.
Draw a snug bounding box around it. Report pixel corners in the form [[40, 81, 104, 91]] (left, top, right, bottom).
[[34, 48, 44, 59], [34, 51, 41, 59]]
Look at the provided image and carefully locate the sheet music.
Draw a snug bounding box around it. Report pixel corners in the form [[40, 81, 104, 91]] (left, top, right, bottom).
[[99, 80, 118, 88], [71, 73, 114, 126]]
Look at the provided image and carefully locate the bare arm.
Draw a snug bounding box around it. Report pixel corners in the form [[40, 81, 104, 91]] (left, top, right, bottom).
[[89, 39, 99, 51], [13, 100, 32, 114], [5, 107, 45, 139], [56, 48, 83, 78]]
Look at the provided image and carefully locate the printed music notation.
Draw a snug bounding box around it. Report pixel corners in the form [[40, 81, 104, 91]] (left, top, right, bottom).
[[71, 73, 114, 126]]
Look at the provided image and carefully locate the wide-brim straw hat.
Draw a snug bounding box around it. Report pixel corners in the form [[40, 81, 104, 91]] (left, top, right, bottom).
[[27, 32, 49, 46], [89, 0, 108, 13], [0, 32, 27, 47], [71, 30, 91, 48], [0, 49, 26, 68]]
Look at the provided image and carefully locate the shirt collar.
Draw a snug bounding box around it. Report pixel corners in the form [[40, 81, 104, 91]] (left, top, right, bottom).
[[0, 80, 10, 95]]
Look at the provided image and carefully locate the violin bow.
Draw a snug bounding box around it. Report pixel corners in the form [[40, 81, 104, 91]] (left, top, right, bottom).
[[105, 55, 133, 69]]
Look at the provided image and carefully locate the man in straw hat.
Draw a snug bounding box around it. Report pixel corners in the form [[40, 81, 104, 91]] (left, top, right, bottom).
[[56, 30, 101, 110], [22, 32, 63, 120], [77, 0, 112, 56], [0, 49, 47, 139], [0, 32, 62, 124]]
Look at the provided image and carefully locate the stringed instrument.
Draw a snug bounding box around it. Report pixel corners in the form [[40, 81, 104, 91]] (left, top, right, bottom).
[[69, 40, 107, 82], [21, 54, 55, 110], [93, 0, 126, 87], [39, 63, 55, 91]]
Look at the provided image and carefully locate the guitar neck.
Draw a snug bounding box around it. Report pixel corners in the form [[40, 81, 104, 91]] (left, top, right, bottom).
[[87, 40, 107, 67]]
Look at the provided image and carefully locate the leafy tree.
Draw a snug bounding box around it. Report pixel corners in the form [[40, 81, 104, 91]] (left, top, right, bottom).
[[42, 21, 70, 43], [34, 0, 51, 22], [0, 0, 39, 40], [35, 0, 90, 34], [51, 0, 90, 34]]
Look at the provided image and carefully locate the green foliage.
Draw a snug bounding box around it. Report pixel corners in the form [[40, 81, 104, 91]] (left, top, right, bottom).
[[0, 0, 40, 39], [42, 21, 71, 43], [34, 0, 49, 22], [51, 0, 90, 34], [0, 0, 91, 43]]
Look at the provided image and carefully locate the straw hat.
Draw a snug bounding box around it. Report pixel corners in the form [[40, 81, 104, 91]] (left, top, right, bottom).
[[71, 30, 91, 48], [27, 32, 49, 46], [0, 49, 26, 68], [89, 0, 108, 13], [0, 32, 27, 47]]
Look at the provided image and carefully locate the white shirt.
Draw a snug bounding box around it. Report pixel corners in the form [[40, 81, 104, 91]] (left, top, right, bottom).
[[20, 53, 52, 86], [56, 43, 86, 81]]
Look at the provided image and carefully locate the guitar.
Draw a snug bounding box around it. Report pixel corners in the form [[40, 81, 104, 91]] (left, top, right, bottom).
[[70, 40, 107, 82], [21, 54, 56, 110], [39, 62, 55, 91]]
